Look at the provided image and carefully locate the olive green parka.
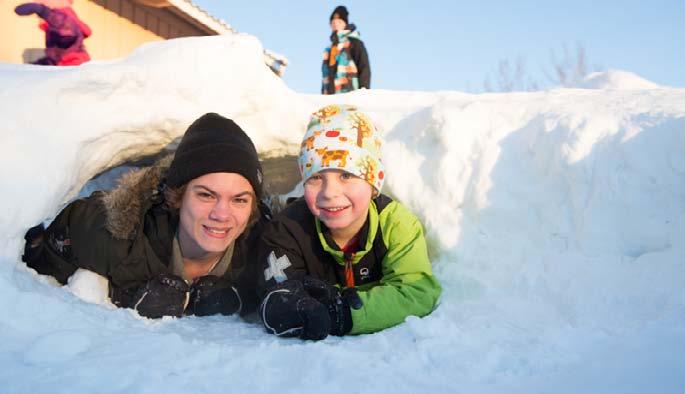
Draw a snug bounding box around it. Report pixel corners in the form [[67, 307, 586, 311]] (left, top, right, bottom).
[[24, 156, 267, 315]]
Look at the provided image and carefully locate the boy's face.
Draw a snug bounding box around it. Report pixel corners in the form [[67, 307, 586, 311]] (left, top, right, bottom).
[[304, 169, 373, 234], [178, 172, 254, 259]]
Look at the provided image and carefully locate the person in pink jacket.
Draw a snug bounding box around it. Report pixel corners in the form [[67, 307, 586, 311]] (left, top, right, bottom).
[[15, 0, 92, 66]]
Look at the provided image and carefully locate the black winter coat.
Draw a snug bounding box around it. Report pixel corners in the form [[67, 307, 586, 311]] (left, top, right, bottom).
[[23, 157, 267, 315]]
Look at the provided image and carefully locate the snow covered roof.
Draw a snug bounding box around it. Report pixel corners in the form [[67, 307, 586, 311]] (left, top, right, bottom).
[[135, 0, 233, 35], [133, 0, 287, 75]]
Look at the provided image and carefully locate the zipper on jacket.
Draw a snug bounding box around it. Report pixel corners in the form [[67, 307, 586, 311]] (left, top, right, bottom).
[[343, 252, 355, 288]]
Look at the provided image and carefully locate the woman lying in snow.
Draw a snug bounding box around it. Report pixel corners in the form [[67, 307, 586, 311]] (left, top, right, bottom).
[[15, 0, 92, 66], [258, 105, 441, 339], [22, 113, 270, 319]]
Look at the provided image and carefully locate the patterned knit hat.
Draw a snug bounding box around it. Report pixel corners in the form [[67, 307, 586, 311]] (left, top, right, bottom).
[[299, 104, 384, 193]]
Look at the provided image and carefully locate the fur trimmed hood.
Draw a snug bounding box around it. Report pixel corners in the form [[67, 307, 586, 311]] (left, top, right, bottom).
[[101, 155, 173, 240]]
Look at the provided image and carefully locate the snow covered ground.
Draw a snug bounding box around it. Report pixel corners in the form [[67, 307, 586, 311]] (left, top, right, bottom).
[[1, 34, 684, 393]]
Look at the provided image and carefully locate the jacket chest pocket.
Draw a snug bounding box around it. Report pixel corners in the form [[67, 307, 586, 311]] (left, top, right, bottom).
[[329, 253, 382, 287], [352, 257, 382, 286]]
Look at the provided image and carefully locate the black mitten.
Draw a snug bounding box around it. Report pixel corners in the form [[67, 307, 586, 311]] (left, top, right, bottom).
[[260, 280, 331, 340], [132, 274, 190, 319], [187, 275, 242, 316], [303, 277, 362, 336], [22, 223, 46, 264]]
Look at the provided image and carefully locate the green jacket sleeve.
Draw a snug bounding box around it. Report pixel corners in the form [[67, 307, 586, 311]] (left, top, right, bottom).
[[349, 202, 441, 334]]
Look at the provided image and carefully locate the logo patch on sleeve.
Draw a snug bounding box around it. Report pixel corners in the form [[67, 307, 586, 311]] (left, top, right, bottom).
[[264, 251, 292, 283]]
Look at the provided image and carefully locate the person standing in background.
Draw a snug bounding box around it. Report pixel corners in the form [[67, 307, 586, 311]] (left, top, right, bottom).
[[322, 6, 371, 95], [14, 0, 91, 66]]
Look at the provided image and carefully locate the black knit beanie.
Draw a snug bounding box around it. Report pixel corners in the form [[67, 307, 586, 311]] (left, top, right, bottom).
[[166, 113, 263, 198], [330, 5, 349, 24]]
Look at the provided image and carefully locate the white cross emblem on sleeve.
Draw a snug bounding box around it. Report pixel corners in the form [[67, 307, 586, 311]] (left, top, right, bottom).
[[264, 251, 292, 283]]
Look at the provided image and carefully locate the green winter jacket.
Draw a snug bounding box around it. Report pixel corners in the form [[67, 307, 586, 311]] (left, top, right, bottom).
[[257, 195, 441, 334]]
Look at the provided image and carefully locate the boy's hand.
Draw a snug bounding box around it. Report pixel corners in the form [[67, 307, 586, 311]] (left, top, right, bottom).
[[302, 276, 361, 336], [260, 279, 331, 340]]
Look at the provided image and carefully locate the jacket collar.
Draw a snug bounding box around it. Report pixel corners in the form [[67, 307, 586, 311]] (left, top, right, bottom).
[[100, 155, 173, 240], [315, 199, 379, 264], [330, 24, 360, 44]]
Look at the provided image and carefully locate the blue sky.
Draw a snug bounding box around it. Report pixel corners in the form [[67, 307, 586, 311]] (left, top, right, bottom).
[[193, 1, 684, 93]]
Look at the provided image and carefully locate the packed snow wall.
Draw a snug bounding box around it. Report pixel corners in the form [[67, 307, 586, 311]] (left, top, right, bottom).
[[0, 34, 683, 392]]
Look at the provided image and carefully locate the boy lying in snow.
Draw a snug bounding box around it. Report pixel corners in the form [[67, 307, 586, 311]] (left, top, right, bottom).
[[22, 113, 270, 319], [258, 105, 441, 339]]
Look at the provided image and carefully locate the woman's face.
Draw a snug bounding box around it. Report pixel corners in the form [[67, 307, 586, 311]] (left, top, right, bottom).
[[330, 17, 346, 32], [177, 172, 254, 259]]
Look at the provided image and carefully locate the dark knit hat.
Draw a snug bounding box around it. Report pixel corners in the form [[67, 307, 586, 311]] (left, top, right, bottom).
[[166, 113, 263, 198], [330, 5, 349, 24]]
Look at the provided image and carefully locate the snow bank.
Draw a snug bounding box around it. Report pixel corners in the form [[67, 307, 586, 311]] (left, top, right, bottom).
[[1, 34, 684, 393], [581, 69, 663, 89]]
